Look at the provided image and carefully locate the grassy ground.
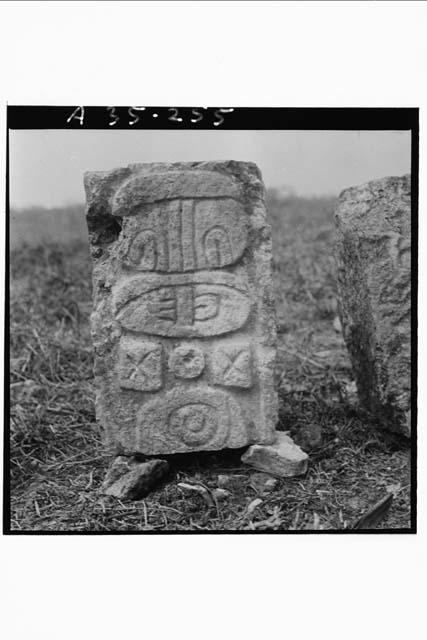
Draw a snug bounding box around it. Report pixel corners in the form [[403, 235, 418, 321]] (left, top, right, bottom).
[[9, 196, 412, 532]]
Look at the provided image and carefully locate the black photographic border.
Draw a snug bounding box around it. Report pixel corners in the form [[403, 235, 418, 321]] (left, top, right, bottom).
[[3, 105, 418, 535]]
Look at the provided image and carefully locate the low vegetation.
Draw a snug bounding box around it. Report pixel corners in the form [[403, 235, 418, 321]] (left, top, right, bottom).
[[9, 195, 412, 531]]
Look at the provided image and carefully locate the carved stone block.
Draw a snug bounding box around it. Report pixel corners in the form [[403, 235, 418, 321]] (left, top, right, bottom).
[[334, 174, 411, 436], [84, 161, 278, 455]]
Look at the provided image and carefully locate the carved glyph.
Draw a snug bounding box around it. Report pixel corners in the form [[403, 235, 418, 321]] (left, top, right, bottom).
[[136, 386, 247, 452], [122, 198, 248, 272], [118, 339, 162, 391], [168, 345, 205, 379], [115, 282, 251, 338], [212, 345, 253, 388]]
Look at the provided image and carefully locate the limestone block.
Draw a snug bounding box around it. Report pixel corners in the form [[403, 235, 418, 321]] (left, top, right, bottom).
[[334, 175, 411, 436], [84, 161, 278, 455], [241, 432, 308, 477]]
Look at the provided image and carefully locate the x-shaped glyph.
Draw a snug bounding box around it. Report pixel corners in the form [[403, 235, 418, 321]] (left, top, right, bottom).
[[222, 349, 249, 379], [125, 350, 154, 382]]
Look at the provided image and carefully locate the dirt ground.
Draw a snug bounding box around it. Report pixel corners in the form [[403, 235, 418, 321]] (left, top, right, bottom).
[[8, 194, 413, 532]]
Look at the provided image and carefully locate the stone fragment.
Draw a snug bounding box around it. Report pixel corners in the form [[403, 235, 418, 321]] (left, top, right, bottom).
[[334, 175, 411, 436], [102, 458, 169, 500], [102, 455, 134, 488], [212, 488, 231, 501], [217, 474, 246, 490], [241, 432, 309, 477], [247, 498, 263, 514], [265, 477, 279, 490], [177, 482, 214, 507], [249, 472, 279, 493], [84, 161, 278, 455], [333, 316, 342, 333]]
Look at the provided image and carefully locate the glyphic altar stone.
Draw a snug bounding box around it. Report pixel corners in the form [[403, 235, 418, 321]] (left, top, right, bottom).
[[334, 175, 411, 437], [84, 161, 278, 455]]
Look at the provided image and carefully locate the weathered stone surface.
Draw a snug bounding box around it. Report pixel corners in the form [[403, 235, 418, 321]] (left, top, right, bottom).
[[102, 457, 169, 500], [241, 432, 308, 477], [334, 175, 411, 436], [84, 161, 278, 455]]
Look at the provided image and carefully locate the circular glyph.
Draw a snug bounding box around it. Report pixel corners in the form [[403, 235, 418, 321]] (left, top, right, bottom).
[[168, 345, 205, 379]]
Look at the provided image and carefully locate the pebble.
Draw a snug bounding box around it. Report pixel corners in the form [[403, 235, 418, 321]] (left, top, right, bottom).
[[242, 432, 308, 477]]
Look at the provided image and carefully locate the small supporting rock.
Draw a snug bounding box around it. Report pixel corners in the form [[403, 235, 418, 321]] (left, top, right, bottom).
[[102, 456, 169, 500], [241, 432, 308, 477]]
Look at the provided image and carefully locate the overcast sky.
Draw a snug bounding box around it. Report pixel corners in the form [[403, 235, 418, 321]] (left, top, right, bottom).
[[9, 129, 411, 208]]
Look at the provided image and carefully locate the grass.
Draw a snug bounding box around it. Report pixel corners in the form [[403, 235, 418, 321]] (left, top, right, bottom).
[[8, 195, 412, 532]]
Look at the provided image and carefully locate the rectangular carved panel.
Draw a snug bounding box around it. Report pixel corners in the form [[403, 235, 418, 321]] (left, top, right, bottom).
[[84, 161, 278, 455]]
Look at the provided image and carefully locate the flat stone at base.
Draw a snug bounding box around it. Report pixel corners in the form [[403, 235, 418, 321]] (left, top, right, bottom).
[[102, 458, 169, 500], [241, 432, 308, 477]]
